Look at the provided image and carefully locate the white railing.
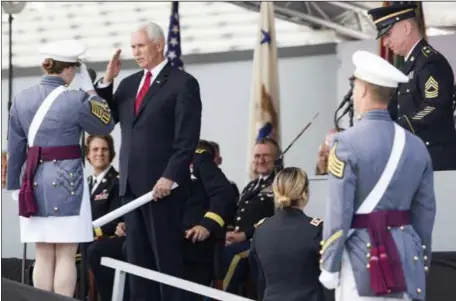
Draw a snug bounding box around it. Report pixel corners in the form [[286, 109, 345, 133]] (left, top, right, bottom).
[[101, 257, 254, 301]]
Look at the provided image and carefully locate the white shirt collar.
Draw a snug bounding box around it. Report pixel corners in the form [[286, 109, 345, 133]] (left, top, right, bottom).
[[405, 38, 422, 62], [92, 165, 112, 188], [144, 58, 168, 78]]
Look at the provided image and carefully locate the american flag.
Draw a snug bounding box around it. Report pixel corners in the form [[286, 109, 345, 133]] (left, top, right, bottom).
[[166, 1, 183, 69]]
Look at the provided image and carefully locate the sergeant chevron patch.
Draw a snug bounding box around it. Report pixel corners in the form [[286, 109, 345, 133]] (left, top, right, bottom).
[[328, 143, 345, 179], [89, 100, 111, 124], [424, 76, 438, 99]]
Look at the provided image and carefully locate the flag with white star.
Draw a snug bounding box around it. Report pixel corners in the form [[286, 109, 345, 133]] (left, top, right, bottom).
[[247, 2, 281, 179], [166, 1, 183, 69]]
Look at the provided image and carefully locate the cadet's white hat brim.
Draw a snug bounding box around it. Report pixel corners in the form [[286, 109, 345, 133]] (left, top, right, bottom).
[[352, 50, 409, 88], [38, 39, 86, 63]]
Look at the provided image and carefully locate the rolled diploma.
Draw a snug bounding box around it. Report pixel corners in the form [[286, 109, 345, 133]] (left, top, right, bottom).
[[92, 183, 178, 228]]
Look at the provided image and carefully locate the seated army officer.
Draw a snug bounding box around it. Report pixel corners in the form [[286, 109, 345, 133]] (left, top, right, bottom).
[[221, 138, 279, 295], [182, 139, 236, 301], [83, 134, 128, 301]]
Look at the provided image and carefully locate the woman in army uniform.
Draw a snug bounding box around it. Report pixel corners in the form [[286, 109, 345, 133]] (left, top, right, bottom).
[[250, 167, 325, 301], [6, 40, 114, 297]]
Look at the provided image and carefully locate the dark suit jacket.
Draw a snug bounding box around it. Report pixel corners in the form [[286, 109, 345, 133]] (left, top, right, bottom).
[[250, 208, 326, 301], [89, 166, 122, 236], [96, 62, 202, 197]]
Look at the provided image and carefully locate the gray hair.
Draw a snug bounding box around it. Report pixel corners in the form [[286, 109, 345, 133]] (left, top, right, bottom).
[[137, 22, 165, 42]]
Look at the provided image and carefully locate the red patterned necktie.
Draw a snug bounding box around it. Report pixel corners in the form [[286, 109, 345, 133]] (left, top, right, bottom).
[[135, 71, 152, 115]]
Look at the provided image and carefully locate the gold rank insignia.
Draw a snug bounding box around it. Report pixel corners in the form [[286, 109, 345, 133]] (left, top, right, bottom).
[[328, 143, 345, 179], [424, 76, 438, 99], [412, 106, 435, 120], [310, 217, 322, 226], [195, 148, 206, 154], [89, 100, 111, 124]]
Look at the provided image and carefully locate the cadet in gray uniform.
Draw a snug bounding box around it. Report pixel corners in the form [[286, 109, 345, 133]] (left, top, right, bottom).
[[319, 50, 436, 301], [6, 40, 114, 297]]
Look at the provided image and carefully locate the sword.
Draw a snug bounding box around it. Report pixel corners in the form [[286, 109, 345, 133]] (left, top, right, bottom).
[[274, 112, 319, 172]]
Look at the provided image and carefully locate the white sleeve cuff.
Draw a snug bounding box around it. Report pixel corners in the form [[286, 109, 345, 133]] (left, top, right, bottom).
[[97, 79, 112, 89], [319, 268, 340, 289]]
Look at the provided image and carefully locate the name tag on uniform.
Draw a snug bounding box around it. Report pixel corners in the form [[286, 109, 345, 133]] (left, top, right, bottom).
[[95, 189, 109, 201]]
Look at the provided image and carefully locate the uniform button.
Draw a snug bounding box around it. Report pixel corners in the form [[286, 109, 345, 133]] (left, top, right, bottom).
[[413, 256, 418, 261], [366, 243, 371, 248], [366, 253, 370, 258], [71, 191, 75, 195], [424, 256, 428, 261], [70, 182, 74, 186], [245, 201, 249, 204], [39, 160, 43, 163], [52, 182, 56, 187], [417, 288, 422, 294], [319, 259, 323, 264], [54, 207, 58, 211], [69, 173, 73, 177], [422, 245, 426, 250], [236, 217, 241, 221], [320, 240, 324, 246], [319, 250, 323, 255], [52, 159, 56, 163], [398, 91, 401, 95], [366, 264, 370, 269], [235, 226, 240, 231], [400, 226, 404, 230], [424, 266, 429, 272], [260, 197, 264, 201], [425, 141, 429, 146], [241, 208, 245, 212], [406, 89, 410, 93], [33, 182, 37, 187]]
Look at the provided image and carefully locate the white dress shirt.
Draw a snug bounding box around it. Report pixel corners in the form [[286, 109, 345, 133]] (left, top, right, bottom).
[[91, 165, 112, 194]]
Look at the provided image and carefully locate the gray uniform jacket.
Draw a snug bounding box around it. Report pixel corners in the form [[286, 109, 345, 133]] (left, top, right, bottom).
[[320, 110, 436, 300], [7, 76, 115, 217]]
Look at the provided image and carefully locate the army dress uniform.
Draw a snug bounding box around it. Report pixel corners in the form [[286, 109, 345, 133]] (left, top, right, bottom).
[[369, 3, 456, 170], [85, 165, 128, 301], [6, 40, 115, 243], [182, 148, 236, 301], [250, 208, 326, 301], [222, 173, 275, 294], [319, 51, 436, 301]]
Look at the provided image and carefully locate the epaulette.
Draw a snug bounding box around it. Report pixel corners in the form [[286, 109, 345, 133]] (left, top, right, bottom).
[[421, 45, 437, 58], [310, 217, 323, 227], [254, 218, 267, 228], [195, 148, 206, 154]]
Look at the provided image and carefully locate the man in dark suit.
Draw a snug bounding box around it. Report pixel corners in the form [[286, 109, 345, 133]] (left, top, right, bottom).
[[95, 22, 202, 301]]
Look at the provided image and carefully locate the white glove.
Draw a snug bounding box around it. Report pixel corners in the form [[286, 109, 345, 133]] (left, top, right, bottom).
[[78, 63, 95, 92], [319, 269, 340, 289]]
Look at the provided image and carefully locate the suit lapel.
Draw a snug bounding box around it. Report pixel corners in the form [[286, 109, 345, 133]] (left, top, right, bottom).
[[127, 72, 143, 121], [90, 167, 114, 199], [134, 63, 172, 122]]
